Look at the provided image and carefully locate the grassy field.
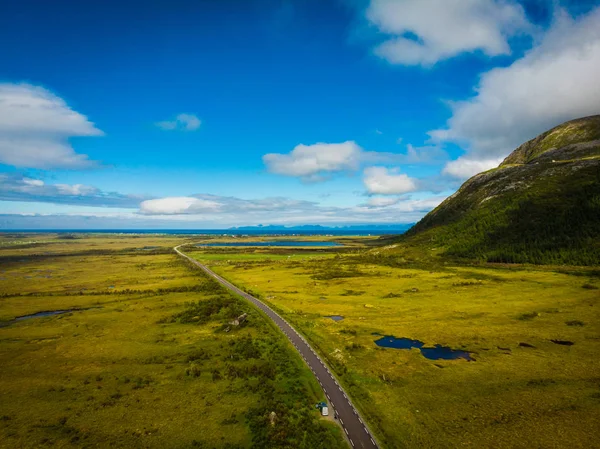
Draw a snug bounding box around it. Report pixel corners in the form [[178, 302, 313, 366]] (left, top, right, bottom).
[[0, 234, 346, 449], [186, 245, 600, 449]]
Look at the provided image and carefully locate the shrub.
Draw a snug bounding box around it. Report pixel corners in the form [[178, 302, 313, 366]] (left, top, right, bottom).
[[517, 312, 539, 320], [382, 292, 402, 298], [566, 320, 585, 326], [185, 363, 201, 378], [186, 348, 211, 362]]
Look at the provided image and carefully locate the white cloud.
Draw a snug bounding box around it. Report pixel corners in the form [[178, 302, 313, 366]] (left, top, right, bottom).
[[434, 7, 600, 178], [135, 191, 441, 224], [0, 83, 103, 169], [365, 0, 530, 66], [402, 144, 447, 164], [1, 184, 447, 226], [263, 141, 421, 181], [156, 113, 201, 131], [139, 194, 323, 216], [0, 174, 143, 207], [364, 196, 403, 207], [390, 196, 445, 213], [55, 184, 99, 196], [139, 197, 222, 215], [442, 157, 503, 179], [363, 166, 417, 195], [353, 195, 446, 214], [22, 178, 44, 187], [263, 141, 363, 179]]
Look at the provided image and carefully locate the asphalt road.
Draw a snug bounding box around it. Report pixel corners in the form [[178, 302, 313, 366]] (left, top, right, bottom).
[[174, 245, 379, 449]]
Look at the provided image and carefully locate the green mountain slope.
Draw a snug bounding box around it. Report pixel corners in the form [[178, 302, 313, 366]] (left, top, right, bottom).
[[402, 115, 600, 265]]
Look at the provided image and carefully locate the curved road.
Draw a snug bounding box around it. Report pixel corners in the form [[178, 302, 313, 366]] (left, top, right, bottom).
[[174, 245, 379, 449]]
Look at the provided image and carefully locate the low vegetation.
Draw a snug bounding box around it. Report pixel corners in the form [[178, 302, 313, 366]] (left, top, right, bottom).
[[0, 234, 345, 448], [3, 232, 599, 449], [191, 245, 600, 449]]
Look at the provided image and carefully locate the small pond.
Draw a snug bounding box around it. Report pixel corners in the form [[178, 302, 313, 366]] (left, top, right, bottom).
[[375, 335, 473, 361], [15, 310, 74, 321], [375, 336, 424, 350], [1, 308, 98, 328], [325, 315, 344, 321], [197, 241, 342, 247]]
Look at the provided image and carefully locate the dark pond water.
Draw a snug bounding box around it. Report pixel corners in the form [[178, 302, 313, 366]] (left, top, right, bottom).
[[375, 336, 424, 350], [420, 345, 474, 361], [0, 308, 98, 328], [15, 310, 74, 321], [197, 241, 342, 247], [325, 315, 344, 321], [374, 335, 473, 361]]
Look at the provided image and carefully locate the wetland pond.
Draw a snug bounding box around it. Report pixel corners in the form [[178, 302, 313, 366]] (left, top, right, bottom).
[[15, 310, 75, 321], [375, 336, 473, 361], [325, 315, 345, 321], [197, 241, 342, 247], [1, 308, 98, 328]]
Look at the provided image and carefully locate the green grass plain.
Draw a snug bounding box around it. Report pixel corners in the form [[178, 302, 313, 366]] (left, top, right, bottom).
[[187, 245, 600, 449], [0, 234, 346, 449]]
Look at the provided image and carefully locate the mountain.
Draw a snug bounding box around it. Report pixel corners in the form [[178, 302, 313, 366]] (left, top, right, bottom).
[[401, 115, 600, 265]]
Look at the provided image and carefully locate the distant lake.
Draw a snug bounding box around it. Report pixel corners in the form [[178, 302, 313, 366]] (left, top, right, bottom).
[[197, 241, 342, 247]]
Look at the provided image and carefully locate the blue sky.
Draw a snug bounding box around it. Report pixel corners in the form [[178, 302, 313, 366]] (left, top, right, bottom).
[[1, 0, 599, 229]]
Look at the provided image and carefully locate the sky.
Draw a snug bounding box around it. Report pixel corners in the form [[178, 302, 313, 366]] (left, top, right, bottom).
[[1, 0, 599, 229]]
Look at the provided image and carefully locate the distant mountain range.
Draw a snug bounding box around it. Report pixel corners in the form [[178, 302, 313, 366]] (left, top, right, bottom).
[[401, 115, 600, 265], [228, 224, 415, 232]]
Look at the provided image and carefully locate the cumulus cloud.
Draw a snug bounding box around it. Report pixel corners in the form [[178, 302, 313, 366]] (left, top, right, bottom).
[[363, 196, 405, 208], [1, 185, 446, 226], [442, 157, 504, 179], [139, 197, 221, 215], [433, 7, 600, 178], [363, 166, 418, 195], [353, 195, 446, 215], [156, 113, 201, 131], [134, 191, 443, 224], [0, 174, 145, 207], [365, 0, 530, 66], [139, 194, 320, 216], [263, 141, 417, 181], [0, 83, 103, 169], [263, 141, 363, 180]]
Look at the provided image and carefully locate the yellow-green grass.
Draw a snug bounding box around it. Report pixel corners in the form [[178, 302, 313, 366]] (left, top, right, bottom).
[[192, 250, 600, 449], [191, 235, 376, 246], [0, 233, 194, 257], [0, 253, 200, 302], [0, 237, 347, 448], [189, 252, 337, 262]]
